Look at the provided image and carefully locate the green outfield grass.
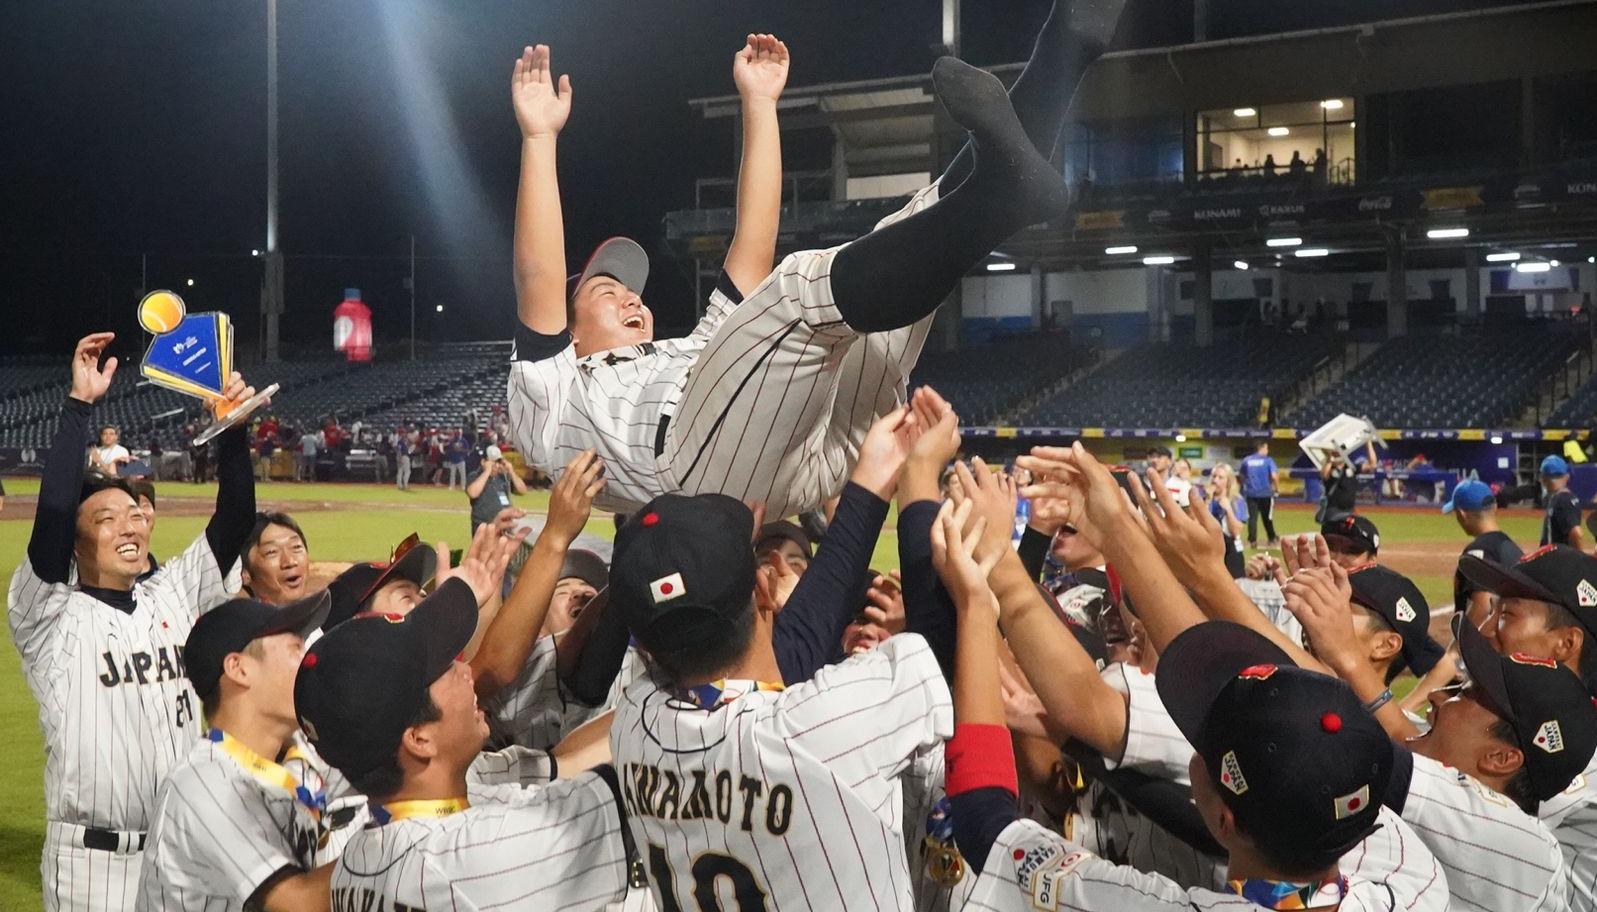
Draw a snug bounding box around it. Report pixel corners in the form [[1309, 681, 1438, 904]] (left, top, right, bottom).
[[0, 479, 1535, 905]]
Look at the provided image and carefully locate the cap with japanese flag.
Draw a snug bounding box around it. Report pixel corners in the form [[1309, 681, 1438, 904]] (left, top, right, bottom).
[[610, 493, 758, 655], [1157, 622, 1394, 865]]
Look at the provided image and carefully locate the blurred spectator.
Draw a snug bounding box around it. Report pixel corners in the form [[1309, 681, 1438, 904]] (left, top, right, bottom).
[[445, 431, 469, 490], [1240, 440, 1280, 547], [1313, 147, 1327, 182], [1540, 455, 1586, 549], [1289, 149, 1306, 177], [296, 426, 321, 482], [1317, 441, 1376, 524], [393, 426, 413, 491], [187, 421, 210, 483], [89, 424, 130, 475], [467, 445, 527, 534], [1262, 153, 1277, 177]]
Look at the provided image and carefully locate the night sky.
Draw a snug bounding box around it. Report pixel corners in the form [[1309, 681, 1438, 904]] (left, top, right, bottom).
[[0, 0, 1543, 358]]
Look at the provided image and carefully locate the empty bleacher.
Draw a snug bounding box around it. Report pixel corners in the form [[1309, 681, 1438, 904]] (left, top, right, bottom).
[[1020, 331, 1335, 428], [1288, 323, 1584, 429], [910, 334, 1090, 426]]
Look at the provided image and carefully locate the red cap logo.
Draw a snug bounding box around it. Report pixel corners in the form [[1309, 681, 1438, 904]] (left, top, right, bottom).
[[641, 512, 661, 528], [1508, 652, 1558, 669], [1521, 545, 1558, 564], [1237, 664, 1278, 680], [301, 653, 318, 668], [1320, 712, 1343, 734]]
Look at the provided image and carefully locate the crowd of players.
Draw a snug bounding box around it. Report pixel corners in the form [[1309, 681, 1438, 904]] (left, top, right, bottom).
[[10, 3, 1597, 911]]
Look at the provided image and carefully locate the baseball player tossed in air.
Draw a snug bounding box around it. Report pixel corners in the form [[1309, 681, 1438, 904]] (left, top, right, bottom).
[[295, 539, 631, 912], [8, 333, 261, 912], [509, 1, 1111, 518], [136, 592, 337, 911]]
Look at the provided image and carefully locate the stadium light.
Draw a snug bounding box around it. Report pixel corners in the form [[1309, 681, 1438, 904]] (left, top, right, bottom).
[[1143, 256, 1176, 266], [1174, 433, 1188, 443], [1321, 99, 1345, 111], [1552, 260, 1562, 267], [1427, 227, 1470, 240], [251, 249, 261, 257], [1295, 248, 1330, 258], [1234, 260, 1250, 270], [1105, 245, 1139, 255], [986, 262, 1018, 272], [1485, 252, 1521, 262], [1267, 127, 1290, 137], [1233, 108, 1256, 118], [1516, 262, 1552, 273], [1490, 434, 1504, 445], [1266, 237, 1302, 248], [1590, 257, 1596, 264], [186, 278, 195, 287], [435, 304, 445, 312]]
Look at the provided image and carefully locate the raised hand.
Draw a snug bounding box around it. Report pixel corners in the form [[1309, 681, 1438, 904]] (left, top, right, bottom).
[[865, 571, 906, 635], [955, 458, 1018, 562], [1280, 562, 1360, 673], [212, 371, 265, 419], [511, 44, 573, 140], [70, 332, 118, 404], [753, 551, 799, 614], [1017, 443, 1125, 547], [906, 386, 961, 469], [437, 522, 530, 607], [851, 404, 919, 499], [545, 450, 605, 545], [490, 506, 528, 538], [732, 33, 790, 103], [1129, 468, 1227, 586], [1280, 533, 1332, 578], [931, 499, 1001, 614]]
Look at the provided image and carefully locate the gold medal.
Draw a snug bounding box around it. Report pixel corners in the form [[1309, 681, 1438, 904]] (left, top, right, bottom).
[[924, 836, 965, 887]]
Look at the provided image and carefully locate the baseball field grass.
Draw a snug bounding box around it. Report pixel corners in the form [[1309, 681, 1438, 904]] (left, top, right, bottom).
[[0, 477, 1547, 906]]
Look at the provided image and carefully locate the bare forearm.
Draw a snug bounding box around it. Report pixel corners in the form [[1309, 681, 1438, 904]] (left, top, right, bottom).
[[513, 136, 568, 333], [471, 535, 567, 696], [259, 864, 332, 912], [953, 595, 1003, 727], [466, 471, 491, 499], [723, 98, 782, 294]]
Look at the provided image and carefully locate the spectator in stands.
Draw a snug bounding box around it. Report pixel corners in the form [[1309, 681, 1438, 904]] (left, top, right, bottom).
[[426, 428, 445, 485], [1240, 440, 1280, 547], [187, 421, 210, 483], [755, 520, 812, 575], [445, 430, 469, 490], [467, 445, 527, 534], [295, 425, 320, 483], [1313, 147, 1328, 182], [1316, 441, 1376, 524], [89, 424, 130, 475], [1443, 479, 1524, 629], [1321, 514, 1380, 569], [1207, 462, 1248, 540], [1289, 148, 1306, 177], [1262, 153, 1276, 177], [240, 511, 310, 606], [1540, 455, 1587, 550], [254, 426, 277, 483]]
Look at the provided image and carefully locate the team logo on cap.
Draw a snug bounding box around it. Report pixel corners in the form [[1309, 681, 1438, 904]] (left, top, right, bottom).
[[1467, 549, 1485, 560], [1509, 652, 1558, 668], [1332, 784, 1371, 820], [1219, 751, 1249, 795], [1237, 664, 1278, 681], [1522, 545, 1558, 564], [1534, 720, 1566, 754], [1578, 579, 1597, 608], [1394, 597, 1416, 624], [650, 572, 687, 605]]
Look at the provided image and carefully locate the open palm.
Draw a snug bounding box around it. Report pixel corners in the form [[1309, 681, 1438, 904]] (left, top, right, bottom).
[[511, 44, 572, 139]]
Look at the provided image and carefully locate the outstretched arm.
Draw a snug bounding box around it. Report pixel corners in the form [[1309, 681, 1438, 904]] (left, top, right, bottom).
[[723, 34, 789, 295], [511, 45, 574, 335], [28, 333, 117, 583]]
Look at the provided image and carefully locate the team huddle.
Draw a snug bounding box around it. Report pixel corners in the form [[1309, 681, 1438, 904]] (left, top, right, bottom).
[[10, 3, 1597, 912]]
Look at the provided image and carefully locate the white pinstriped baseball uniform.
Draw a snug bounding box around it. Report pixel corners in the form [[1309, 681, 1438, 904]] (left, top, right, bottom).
[[9, 535, 238, 912], [1541, 753, 1596, 912], [901, 743, 979, 912], [509, 185, 940, 519], [484, 633, 606, 752], [328, 773, 629, 912], [961, 810, 1447, 912], [610, 632, 952, 912]]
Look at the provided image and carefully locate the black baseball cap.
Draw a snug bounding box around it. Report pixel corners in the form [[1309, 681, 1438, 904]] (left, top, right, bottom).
[[294, 578, 478, 783], [610, 493, 757, 655], [323, 537, 438, 631], [1453, 614, 1597, 802], [755, 520, 814, 560], [1460, 544, 1597, 643], [185, 592, 332, 700], [1157, 622, 1393, 861], [1347, 564, 1446, 676], [566, 237, 649, 302], [1322, 515, 1380, 556], [558, 549, 609, 589]]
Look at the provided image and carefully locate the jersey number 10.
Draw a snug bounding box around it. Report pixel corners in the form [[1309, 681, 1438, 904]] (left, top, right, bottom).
[[648, 844, 768, 912]]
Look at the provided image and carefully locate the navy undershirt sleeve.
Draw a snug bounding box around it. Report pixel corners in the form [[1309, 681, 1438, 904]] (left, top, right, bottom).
[[950, 787, 1020, 877], [28, 397, 93, 584], [897, 499, 957, 680], [773, 482, 888, 683], [1017, 526, 1052, 584], [204, 425, 256, 575]]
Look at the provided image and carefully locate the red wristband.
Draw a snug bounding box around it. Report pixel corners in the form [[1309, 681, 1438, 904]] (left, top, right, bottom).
[[945, 723, 1018, 798]]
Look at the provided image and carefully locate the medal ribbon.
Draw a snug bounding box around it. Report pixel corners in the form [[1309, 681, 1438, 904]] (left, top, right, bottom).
[[370, 798, 470, 825], [207, 728, 325, 818], [1228, 874, 1349, 910], [682, 679, 785, 709]]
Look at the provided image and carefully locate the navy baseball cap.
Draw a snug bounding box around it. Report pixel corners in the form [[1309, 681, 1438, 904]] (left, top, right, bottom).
[[1157, 622, 1392, 862], [1322, 514, 1380, 556], [294, 578, 479, 784], [1347, 564, 1445, 676], [323, 535, 438, 630], [185, 591, 332, 700], [1443, 479, 1495, 514], [1542, 455, 1571, 477], [611, 494, 757, 655], [755, 520, 814, 560], [1460, 544, 1597, 644], [567, 237, 649, 302], [1453, 614, 1597, 802]]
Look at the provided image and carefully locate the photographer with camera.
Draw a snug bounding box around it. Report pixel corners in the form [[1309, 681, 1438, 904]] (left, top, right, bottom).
[[467, 444, 528, 535]]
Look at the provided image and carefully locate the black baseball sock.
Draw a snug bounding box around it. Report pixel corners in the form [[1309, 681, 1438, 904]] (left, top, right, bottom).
[[829, 58, 1070, 334], [939, 0, 1118, 191]]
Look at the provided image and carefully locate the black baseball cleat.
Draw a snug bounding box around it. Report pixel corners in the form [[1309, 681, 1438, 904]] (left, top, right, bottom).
[[931, 56, 1072, 223]]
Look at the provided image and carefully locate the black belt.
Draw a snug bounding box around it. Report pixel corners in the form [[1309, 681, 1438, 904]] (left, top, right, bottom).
[[82, 828, 146, 853]]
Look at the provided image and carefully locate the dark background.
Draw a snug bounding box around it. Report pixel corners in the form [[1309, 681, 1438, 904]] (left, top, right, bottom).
[[0, 0, 1544, 357]]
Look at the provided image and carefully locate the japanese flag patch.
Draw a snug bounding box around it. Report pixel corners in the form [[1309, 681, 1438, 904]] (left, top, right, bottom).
[[1332, 784, 1371, 820], [1219, 750, 1249, 796], [1534, 720, 1565, 754], [650, 572, 687, 605], [1578, 579, 1597, 609], [1394, 597, 1416, 624]]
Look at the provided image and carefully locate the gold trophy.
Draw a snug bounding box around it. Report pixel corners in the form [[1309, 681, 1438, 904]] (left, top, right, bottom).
[[138, 290, 279, 445]]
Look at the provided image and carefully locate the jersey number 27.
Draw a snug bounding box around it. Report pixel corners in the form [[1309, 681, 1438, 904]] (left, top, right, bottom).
[[648, 844, 767, 912]]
